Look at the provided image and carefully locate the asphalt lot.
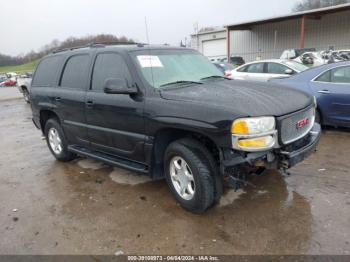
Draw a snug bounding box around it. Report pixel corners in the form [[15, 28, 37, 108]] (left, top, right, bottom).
[[0, 87, 22, 101], [0, 90, 349, 255]]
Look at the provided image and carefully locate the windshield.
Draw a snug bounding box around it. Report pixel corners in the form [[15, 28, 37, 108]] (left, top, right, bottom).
[[132, 50, 223, 89], [281, 60, 309, 72]]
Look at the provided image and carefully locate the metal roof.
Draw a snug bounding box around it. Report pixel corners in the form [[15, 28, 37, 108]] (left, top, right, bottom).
[[226, 3, 350, 30], [190, 28, 226, 36]]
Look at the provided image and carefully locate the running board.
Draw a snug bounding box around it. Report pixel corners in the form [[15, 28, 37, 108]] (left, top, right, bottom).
[[68, 145, 148, 174]]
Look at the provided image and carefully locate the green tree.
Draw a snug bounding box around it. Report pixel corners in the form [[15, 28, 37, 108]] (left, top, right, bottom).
[[293, 0, 350, 11]]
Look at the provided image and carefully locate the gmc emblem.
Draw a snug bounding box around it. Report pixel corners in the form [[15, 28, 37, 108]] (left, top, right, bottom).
[[296, 118, 310, 129]]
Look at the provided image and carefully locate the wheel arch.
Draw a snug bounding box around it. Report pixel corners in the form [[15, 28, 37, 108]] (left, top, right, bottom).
[[150, 127, 220, 179], [316, 107, 323, 125], [39, 110, 60, 133]]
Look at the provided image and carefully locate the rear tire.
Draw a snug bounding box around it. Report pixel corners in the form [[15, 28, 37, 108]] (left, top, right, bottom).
[[44, 118, 76, 162], [164, 138, 216, 213]]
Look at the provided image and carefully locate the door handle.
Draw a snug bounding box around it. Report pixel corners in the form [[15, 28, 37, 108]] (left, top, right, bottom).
[[318, 90, 331, 94], [55, 97, 61, 101], [86, 100, 94, 108]]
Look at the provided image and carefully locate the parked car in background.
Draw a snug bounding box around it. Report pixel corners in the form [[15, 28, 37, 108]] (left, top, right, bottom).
[[212, 62, 237, 77], [337, 50, 350, 60], [210, 57, 227, 63], [229, 56, 245, 66], [271, 61, 350, 128], [17, 73, 32, 103], [0, 75, 7, 86], [229, 59, 309, 81], [6, 72, 18, 78], [3, 79, 17, 87], [280, 48, 316, 60], [294, 52, 326, 67]]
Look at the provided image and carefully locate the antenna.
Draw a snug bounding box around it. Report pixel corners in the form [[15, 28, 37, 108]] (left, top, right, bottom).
[[144, 17, 151, 45]]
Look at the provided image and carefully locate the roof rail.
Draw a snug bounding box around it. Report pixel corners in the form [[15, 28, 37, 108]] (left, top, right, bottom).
[[52, 44, 90, 54], [52, 41, 147, 54], [88, 41, 147, 47]]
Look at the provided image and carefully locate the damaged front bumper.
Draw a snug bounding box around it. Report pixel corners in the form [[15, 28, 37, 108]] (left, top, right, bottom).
[[220, 123, 321, 174], [278, 122, 321, 169]]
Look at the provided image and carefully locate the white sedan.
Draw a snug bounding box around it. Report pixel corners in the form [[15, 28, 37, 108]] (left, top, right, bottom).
[[229, 59, 309, 82]]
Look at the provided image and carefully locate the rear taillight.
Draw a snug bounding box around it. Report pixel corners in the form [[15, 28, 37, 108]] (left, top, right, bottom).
[[224, 71, 232, 77]]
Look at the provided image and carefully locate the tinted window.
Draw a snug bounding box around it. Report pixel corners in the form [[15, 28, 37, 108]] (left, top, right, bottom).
[[60, 54, 90, 89], [237, 65, 248, 72], [316, 70, 331, 82], [246, 63, 264, 73], [282, 60, 308, 72], [331, 66, 350, 83], [92, 53, 131, 91], [32, 56, 62, 86], [267, 63, 289, 74]]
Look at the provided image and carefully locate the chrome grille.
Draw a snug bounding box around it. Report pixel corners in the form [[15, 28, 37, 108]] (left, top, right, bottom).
[[279, 106, 315, 145]]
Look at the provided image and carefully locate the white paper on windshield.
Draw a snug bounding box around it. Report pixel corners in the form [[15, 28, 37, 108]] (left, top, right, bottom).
[[137, 55, 163, 68]]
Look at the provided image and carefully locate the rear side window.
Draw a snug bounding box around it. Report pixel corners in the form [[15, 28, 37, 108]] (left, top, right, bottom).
[[60, 54, 90, 89], [91, 53, 131, 91], [331, 66, 350, 83], [32, 56, 62, 86], [246, 63, 264, 73], [267, 63, 289, 74], [315, 70, 331, 82]]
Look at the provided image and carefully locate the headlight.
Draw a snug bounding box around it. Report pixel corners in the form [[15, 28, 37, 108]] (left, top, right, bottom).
[[231, 117, 275, 135], [231, 117, 277, 151]]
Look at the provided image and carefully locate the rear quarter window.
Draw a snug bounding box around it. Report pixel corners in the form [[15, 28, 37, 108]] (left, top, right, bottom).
[[32, 56, 63, 87], [237, 65, 248, 72], [315, 70, 331, 82]]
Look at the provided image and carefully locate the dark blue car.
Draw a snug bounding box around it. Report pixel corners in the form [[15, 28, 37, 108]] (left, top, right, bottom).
[[272, 61, 350, 128]]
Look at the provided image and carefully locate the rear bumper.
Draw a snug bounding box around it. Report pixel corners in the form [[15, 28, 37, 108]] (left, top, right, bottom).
[[277, 122, 321, 168]]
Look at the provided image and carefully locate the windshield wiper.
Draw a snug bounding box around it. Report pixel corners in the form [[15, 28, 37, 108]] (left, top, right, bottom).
[[159, 80, 203, 88], [200, 75, 231, 80]]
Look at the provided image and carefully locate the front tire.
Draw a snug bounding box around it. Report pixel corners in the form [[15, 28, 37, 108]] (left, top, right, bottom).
[[44, 118, 76, 162], [22, 88, 30, 103], [164, 139, 215, 213], [315, 110, 321, 124]]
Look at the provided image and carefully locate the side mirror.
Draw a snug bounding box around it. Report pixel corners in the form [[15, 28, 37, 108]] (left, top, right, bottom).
[[103, 78, 138, 95], [284, 69, 294, 75]]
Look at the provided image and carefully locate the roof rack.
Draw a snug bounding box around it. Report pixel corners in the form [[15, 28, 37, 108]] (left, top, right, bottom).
[[89, 41, 147, 47], [52, 41, 147, 54]]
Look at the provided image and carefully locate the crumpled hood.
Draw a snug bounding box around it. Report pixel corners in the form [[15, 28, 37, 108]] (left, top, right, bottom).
[[160, 79, 313, 117]]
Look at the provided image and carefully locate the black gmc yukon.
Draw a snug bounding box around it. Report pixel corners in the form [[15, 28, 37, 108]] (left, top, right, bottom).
[[30, 44, 321, 213]]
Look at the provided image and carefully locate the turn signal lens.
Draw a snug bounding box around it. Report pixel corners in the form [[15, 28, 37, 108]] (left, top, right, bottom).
[[237, 136, 274, 149]]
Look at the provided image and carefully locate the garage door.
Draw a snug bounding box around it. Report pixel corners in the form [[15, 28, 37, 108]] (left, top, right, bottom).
[[202, 39, 226, 58]]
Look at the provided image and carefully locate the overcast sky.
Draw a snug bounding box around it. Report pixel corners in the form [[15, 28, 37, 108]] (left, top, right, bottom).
[[0, 0, 298, 56]]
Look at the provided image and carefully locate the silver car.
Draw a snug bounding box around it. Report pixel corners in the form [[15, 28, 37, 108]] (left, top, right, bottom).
[[17, 75, 32, 103], [229, 59, 309, 82]]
